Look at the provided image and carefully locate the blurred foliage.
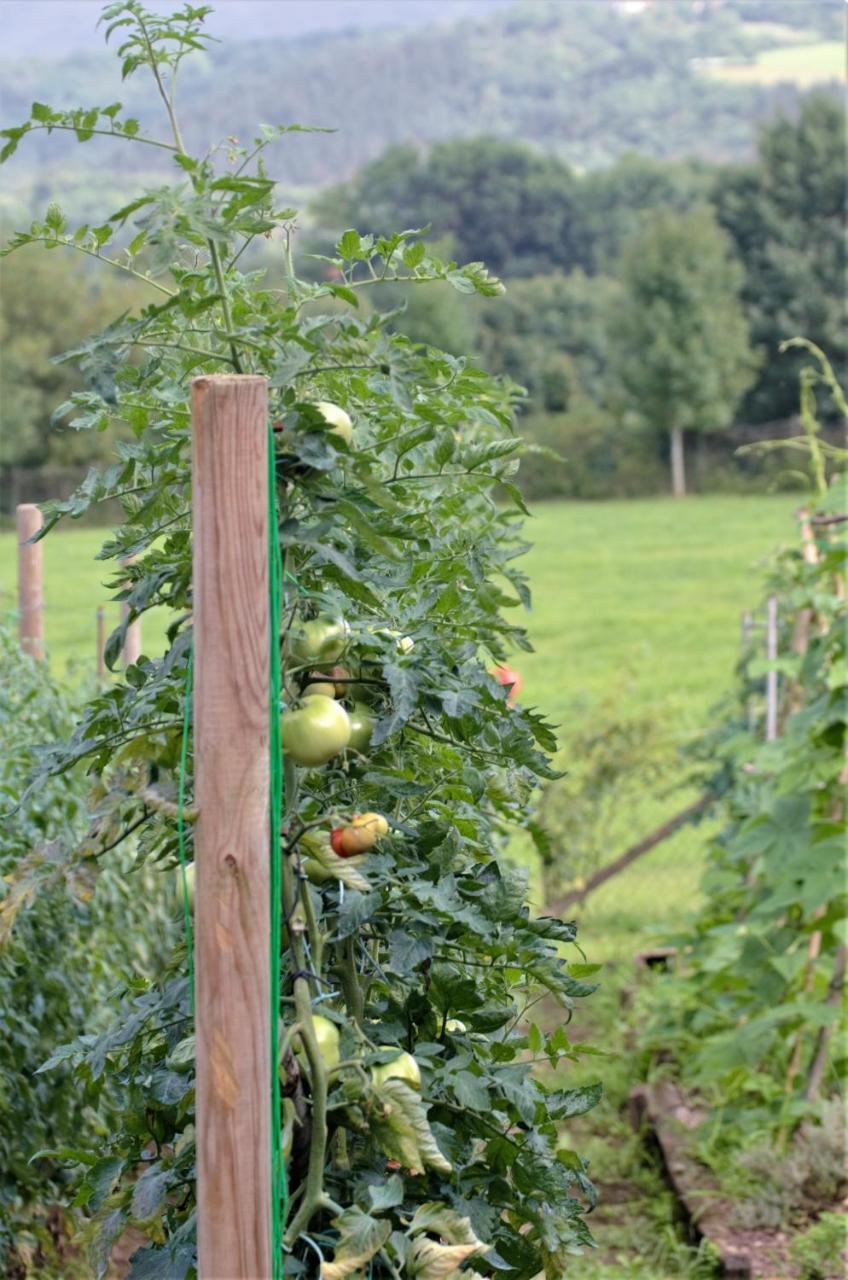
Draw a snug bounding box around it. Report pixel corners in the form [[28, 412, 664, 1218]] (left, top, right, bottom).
[[314, 138, 583, 279], [537, 690, 676, 902], [714, 93, 846, 424], [0, 247, 144, 467], [0, 626, 172, 1274], [606, 204, 757, 493], [726, 1101, 846, 1232], [788, 1210, 848, 1280], [642, 344, 847, 1149]]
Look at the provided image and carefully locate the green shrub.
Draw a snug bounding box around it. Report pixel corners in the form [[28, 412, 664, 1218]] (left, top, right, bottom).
[[789, 1212, 848, 1280]]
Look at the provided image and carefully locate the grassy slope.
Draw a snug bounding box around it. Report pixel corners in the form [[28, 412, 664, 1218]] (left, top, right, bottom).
[[0, 494, 796, 1276], [702, 39, 844, 87]]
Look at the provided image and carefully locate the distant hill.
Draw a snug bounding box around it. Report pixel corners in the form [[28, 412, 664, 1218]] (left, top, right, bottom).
[[0, 0, 842, 220]]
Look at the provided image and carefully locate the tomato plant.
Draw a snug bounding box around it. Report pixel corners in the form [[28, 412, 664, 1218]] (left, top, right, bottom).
[[1, 4, 600, 1277]]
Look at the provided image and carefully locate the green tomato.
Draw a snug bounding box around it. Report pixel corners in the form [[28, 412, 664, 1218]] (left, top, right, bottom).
[[176, 862, 195, 911], [347, 702, 375, 752], [303, 679, 337, 699], [371, 1050, 421, 1090], [312, 400, 353, 446], [291, 616, 348, 665], [305, 1015, 340, 1070], [282, 695, 351, 766]]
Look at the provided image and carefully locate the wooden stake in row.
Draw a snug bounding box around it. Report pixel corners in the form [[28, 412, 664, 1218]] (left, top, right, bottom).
[[15, 503, 141, 670], [765, 594, 778, 743], [16, 504, 44, 661], [192, 375, 274, 1279]]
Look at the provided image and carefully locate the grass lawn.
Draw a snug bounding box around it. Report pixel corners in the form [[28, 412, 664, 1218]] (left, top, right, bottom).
[[0, 493, 799, 1276], [701, 40, 844, 88], [0, 526, 171, 680], [515, 493, 792, 943]]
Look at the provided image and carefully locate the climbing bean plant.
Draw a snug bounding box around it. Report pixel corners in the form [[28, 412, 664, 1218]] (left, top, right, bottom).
[[647, 342, 847, 1144], [1, 4, 599, 1277]]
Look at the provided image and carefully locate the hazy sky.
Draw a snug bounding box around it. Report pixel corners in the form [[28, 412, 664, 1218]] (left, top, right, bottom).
[[0, 0, 514, 59]]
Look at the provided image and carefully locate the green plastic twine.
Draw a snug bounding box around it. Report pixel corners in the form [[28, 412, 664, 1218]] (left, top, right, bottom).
[[176, 646, 195, 1015], [268, 422, 288, 1274]]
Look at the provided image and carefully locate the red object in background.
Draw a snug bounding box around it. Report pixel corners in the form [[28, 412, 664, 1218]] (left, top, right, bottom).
[[492, 664, 522, 702]]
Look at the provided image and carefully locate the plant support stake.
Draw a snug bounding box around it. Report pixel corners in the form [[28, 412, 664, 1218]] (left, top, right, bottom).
[[16, 504, 43, 661], [192, 374, 273, 1280], [765, 594, 778, 742]]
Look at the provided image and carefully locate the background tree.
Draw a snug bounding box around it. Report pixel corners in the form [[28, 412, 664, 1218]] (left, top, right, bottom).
[[312, 137, 584, 277], [575, 152, 710, 275], [0, 247, 142, 467], [713, 93, 846, 424], [607, 205, 757, 497]]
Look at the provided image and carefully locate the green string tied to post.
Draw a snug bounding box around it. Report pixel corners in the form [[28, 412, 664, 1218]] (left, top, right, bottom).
[[268, 422, 288, 1273]]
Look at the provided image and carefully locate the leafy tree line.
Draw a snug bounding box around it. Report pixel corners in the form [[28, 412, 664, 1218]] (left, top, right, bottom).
[[311, 93, 845, 494], [3, 90, 842, 501]]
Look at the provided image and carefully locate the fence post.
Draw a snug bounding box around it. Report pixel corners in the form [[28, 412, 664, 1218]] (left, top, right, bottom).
[[16, 504, 44, 660], [765, 594, 778, 742], [121, 559, 142, 667], [192, 375, 273, 1279]]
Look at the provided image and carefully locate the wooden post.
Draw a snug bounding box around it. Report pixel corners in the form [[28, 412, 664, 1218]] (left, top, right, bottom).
[[192, 375, 273, 1280], [121, 559, 142, 667], [765, 595, 778, 742], [741, 609, 754, 730], [16, 504, 44, 660], [96, 606, 106, 682]]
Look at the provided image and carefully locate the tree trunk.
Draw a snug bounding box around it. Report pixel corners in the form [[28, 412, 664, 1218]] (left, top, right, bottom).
[[670, 426, 686, 497]]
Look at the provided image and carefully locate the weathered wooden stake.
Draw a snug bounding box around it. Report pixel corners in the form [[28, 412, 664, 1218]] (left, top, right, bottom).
[[192, 375, 273, 1280], [741, 609, 754, 729], [765, 594, 778, 742], [96, 606, 106, 683], [16, 504, 44, 660], [121, 559, 143, 667]]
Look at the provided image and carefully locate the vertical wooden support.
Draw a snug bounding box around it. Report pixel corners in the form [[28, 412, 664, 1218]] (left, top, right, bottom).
[[765, 595, 778, 742], [741, 610, 754, 729], [121, 559, 143, 667], [96, 607, 106, 683], [16, 504, 44, 660], [192, 375, 272, 1280]]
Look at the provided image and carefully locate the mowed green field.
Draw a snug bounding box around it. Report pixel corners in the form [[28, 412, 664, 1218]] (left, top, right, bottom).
[[0, 493, 792, 696], [0, 527, 171, 679]]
